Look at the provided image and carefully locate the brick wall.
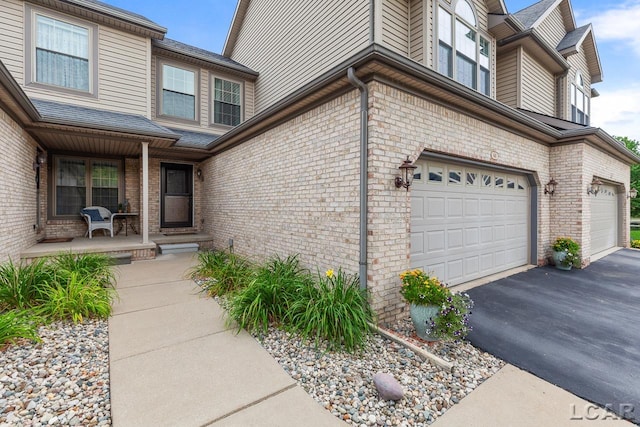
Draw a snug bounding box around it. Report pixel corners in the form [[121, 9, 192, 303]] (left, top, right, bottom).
[[201, 92, 362, 274], [200, 79, 631, 323], [0, 108, 41, 263]]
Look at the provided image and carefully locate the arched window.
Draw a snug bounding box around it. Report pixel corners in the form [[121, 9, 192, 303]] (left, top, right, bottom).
[[571, 71, 589, 125], [437, 0, 491, 95]]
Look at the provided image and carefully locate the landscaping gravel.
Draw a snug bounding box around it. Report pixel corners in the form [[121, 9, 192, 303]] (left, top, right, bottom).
[[0, 319, 111, 427], [251, 316, 504, 426]]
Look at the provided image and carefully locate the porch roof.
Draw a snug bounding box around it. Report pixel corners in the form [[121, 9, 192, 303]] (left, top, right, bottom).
[[168, 128, 221, 148], [27, 99, 182, 157]]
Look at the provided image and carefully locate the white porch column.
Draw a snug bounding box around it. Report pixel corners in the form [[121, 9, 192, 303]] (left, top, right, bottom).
[[142, 141, 149, 244]]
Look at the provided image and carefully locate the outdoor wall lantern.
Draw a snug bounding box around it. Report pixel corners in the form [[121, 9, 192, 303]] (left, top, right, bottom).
[[32, 152, 46, 171], [544, 178, 557, 196], [628, 188, 638, 199], [587, 177, 602, 196], [395, 156, 417, 191], [196, 168, 204, 182]]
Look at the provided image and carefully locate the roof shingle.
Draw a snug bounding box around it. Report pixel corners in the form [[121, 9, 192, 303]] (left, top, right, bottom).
[[31, 99, 177, 138], [513, 0, 558, 29]]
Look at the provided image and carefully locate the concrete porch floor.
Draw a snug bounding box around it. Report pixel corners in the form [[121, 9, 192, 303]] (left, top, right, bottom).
[[20, 232, 214, 261]]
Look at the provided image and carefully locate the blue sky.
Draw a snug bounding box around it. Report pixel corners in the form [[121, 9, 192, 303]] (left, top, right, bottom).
[[102, 0, 640, 141]]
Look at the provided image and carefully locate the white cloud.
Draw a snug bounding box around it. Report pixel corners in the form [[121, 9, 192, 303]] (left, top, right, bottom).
[[591, 86, 640, 141], [582, 1, 640, 56]]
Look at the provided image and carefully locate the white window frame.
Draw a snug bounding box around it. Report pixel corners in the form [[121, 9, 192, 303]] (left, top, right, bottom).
[[211, 75, 244, 127], [571, 71, 589, 125], [25, 5, 98, 96], [437, 0, 492, 96], [51, 155, 124, 219], [156, 59, 200, 124]]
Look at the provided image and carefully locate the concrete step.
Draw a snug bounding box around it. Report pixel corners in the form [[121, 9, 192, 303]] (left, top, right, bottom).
[[111, 252, 132, 265], [158, 243, 199, 254]]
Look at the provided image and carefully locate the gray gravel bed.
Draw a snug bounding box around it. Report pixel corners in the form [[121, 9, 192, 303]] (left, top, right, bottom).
[[0, 320, 111, 427], [251, 317, 504, 426]]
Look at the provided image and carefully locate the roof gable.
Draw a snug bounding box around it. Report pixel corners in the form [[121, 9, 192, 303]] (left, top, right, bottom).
[[513, 0, 575, 31]]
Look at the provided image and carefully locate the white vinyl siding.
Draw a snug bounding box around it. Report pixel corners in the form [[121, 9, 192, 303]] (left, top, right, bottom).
[[0, 1, 25, 83], [496, 49, 518, 108], [537, 7, 566, 49], [521, 51, 555, 116], [411, 159, 529, 285], [409, 0, 424, 63], [1, 1, 150, 115], [229, 0, 370, 113], [382, 0, 410, 55]]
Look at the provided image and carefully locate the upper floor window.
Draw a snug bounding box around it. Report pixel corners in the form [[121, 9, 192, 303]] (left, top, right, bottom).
[[213, 77, 242, 126], [34, 14, 91, 92], [571, 71, 589, 125], [437, 0, 491, 96], [161, 64, 197, 121]]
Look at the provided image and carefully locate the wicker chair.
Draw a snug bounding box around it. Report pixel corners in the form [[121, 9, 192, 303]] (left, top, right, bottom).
[[80, 206, 115, 239]]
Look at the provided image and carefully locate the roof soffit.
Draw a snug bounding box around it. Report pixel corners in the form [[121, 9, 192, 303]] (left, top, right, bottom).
[[26, 0, 167, 39]]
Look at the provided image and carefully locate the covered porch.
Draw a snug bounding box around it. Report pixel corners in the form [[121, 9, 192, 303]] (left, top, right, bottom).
[[21, 232, 215, 263], [27, 99, 217, 260]]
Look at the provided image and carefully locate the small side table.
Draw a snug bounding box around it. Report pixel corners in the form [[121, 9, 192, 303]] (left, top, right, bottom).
[[113, 212, 139, 236]]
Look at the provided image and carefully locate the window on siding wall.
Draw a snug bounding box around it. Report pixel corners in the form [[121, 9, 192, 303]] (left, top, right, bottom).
[[54, 157, 121, 216], [437, 0, 491, 96], [213, 78, 242, 126], [35, 15, 90, 91], [571, 72, 589, 125], [161, 64, 196, 120]]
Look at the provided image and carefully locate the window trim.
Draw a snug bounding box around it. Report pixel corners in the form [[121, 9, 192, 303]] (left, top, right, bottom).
[[570, 71, 590, 125], [436, 0, 492, 96], [156, 58, 201, 124], [210, 74, 244, 128], [49, 155, 124, 220], [25, 5, 98, 97]]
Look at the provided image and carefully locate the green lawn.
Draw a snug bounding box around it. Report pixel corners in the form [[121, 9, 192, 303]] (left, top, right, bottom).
[[631, 229, 640, 241]]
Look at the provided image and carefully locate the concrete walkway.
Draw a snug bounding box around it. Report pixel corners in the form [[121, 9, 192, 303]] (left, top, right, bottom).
[[108, 252, 633, 426], [108, 252, 343, 427]]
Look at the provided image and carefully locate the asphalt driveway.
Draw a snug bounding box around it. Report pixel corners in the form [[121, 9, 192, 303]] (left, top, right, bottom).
[[466, 249, 640, 423]]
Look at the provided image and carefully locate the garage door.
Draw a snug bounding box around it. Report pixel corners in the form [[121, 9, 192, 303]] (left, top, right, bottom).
[[410, 159, 530, 285], [590, 184, 618, 255]]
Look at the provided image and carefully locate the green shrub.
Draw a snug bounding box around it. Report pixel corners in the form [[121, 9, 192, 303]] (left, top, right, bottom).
[[227, 255, 311, 333], [286, 268, 374, 352], [49, 252, 116, 287], [37, 271, 116, 323], [632, 240, 640, 249], [0, 310, 41, 346], [0, 259, 53, 310], [192, 250, 253, 296]]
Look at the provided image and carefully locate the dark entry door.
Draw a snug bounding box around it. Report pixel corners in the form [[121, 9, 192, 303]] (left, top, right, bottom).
[[161, 163, 193, 228]]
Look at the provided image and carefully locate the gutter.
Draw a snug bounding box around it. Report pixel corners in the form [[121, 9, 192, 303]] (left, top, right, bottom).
[[347, 67, 369, 291]]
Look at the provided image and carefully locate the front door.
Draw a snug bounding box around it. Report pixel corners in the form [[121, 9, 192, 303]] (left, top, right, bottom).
[[160, 163, 193, 228]]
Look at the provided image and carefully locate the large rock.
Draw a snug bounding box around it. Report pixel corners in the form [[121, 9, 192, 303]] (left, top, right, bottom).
[[373, 372, 404, 401]]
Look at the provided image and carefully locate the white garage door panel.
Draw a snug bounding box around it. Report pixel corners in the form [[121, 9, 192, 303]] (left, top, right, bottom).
[[410, 160, 530, 286], [590, 184, 618, 255]]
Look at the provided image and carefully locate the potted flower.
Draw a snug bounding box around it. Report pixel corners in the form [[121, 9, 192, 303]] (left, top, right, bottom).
[[551, 237, 581, 270], [399, 269, 473, 341]]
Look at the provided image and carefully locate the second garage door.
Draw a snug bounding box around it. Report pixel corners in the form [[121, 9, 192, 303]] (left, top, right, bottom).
[[590, 184, 618, 255], [410, 159, 530, 285]]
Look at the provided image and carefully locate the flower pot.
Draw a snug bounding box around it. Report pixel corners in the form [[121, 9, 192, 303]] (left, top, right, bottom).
[[409, 304, 440, 341], [552, 250, 572, 271]]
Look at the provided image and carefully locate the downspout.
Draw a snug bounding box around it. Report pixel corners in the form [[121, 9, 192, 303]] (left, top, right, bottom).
[[347, 67, 368, 291]]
